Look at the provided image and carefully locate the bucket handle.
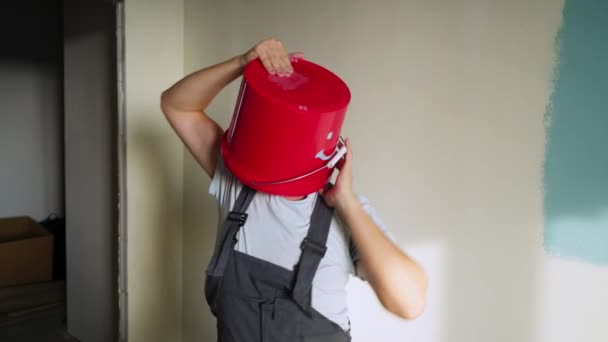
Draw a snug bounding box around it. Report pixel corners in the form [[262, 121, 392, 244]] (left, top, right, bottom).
[[250, 136, 347, 186]]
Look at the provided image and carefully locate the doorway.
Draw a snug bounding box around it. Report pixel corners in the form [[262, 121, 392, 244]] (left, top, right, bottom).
[[0, 1, 122, 341]]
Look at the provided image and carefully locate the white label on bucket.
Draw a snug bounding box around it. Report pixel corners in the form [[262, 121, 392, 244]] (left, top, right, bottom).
[[315, 131, 336, 161], [315, 149, 334, 161]]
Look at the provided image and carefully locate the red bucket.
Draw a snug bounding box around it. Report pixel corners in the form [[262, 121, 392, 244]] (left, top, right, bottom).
[[222, 58, 351, 196]]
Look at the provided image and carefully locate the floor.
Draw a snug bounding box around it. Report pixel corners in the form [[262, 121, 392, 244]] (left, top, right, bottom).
[[0, 304, 79, 342]]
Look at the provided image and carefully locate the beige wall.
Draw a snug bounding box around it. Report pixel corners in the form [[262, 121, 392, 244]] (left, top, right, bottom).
[[125, 1, 608, 341], [125, 1, 184, 341], [181, 2, 235, 341]]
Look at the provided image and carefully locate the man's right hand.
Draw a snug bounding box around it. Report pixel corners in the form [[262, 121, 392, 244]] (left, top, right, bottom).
[[240, 38, 303, 77]]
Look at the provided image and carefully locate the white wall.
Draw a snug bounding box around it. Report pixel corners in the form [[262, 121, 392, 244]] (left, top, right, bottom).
[[0, 1, 63, 220], [124, 1, 184, 341]]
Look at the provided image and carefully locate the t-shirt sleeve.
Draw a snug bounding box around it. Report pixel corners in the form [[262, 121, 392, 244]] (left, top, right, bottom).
[[348, 195, 396, 280], [209, 155, 241, 206], [208, 155, 244, 252]]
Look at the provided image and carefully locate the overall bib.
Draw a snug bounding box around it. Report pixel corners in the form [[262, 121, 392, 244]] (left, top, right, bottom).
[[205, 186, 351, 342]]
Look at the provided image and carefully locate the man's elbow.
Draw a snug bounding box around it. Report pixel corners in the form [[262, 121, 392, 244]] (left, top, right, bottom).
[[381, 290, 426, 320], [160, 90, 171, 116], [391, 293, 427, 320], [160, 89, 181, 118], [383, 278, 428, 320]]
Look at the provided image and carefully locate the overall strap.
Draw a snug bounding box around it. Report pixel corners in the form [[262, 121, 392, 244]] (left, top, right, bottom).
[[208, 185, 256, 277], [291, 192, 334, 314]]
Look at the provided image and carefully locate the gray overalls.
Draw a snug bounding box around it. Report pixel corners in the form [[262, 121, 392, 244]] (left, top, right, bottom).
[[205, 185, 351, 342]]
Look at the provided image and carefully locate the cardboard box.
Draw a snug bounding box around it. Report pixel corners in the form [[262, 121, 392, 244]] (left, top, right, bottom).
[[0, 217, 54, 287]]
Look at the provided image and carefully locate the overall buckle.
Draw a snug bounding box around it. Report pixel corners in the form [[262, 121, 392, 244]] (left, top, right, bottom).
[[227, 211, 248, 225], [301, 237, 327, 256]]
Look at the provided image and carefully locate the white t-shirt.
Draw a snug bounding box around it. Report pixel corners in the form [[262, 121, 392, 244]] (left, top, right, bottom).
[[209, 157, 393, 330]]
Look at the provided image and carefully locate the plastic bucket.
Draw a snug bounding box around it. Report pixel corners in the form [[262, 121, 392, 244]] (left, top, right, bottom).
[[221, 58, 351, 196]]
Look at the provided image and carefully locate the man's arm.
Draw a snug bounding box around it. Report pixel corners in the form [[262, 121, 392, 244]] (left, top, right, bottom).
[[320, 139, 429, 320], [160, 38, 295, 178]]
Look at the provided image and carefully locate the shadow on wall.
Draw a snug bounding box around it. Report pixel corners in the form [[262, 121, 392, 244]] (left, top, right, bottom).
[[0, 1, 115, 67], [128, 122, 182, 342], [543, 0, 608, 266], [0, 1, 62, 67], [181, 152, 220, 342], [0, 0, 64, 219]]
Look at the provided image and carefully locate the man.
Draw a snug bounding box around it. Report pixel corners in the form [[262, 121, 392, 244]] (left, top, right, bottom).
[[161, 38, 428, 341]]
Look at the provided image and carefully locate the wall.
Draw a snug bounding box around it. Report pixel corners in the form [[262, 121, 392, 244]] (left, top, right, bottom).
[[544, 0, 608, 266], [174, 1, 608, 342], [540, 0, 608, 340], [181, 2, 235, 341], [124, 0, 185, 341], [63, 1, 118, 341], [0, 1, 63, 220]]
